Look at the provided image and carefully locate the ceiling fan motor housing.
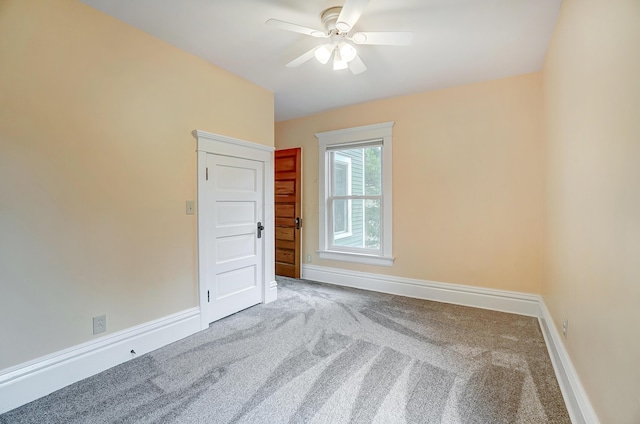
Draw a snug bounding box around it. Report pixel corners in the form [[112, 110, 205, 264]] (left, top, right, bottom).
[[321, 7, 343, 34]]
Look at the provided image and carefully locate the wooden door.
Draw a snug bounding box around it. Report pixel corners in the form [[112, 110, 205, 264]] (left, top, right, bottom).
[[275, 148, 301, 278], [206, 154, 263, 321]]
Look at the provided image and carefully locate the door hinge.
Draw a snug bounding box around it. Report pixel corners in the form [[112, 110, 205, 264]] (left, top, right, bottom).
[[207, 290, 210, 302], [206, 167, 209, 181]]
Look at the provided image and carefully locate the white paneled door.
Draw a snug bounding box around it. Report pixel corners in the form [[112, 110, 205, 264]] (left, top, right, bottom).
[[206, 154, 264, 322]]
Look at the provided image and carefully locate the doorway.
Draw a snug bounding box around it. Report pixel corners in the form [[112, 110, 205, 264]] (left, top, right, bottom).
[[194, 130, 277, 328], [275, 148, 302, 278]]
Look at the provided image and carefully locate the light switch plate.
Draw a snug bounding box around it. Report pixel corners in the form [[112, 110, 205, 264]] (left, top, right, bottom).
[[186, 200, 195, 215]]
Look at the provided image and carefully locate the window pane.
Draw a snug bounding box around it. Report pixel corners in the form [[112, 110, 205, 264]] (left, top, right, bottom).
[[332, 199, 380, 250], [333, 159, 348, 196], [332, 147, 363, 196], [364, 146, 382, 195], [331, 146, 381, 197], [333, 198, 360, 247], [364, 199, 381, 249], [333, 199, 349, 234]]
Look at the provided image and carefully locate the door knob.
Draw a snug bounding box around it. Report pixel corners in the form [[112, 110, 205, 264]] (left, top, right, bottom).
[[257, 222, 264, 238]]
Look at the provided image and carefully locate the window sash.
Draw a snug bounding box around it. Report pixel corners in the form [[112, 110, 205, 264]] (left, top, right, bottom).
[[327, 196, 383, 254], [324, 144, 384, 255], [327, 144, 383, 253]]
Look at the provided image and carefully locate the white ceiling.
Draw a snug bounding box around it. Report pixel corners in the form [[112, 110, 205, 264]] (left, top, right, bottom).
[[80, 0, 562, 121]]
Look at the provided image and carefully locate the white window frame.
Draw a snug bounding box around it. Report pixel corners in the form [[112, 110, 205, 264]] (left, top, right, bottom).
[[316, 122, 394, 267], [332, 154, 352, 239]]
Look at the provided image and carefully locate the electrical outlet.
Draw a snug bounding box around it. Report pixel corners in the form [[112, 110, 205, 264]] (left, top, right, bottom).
[[93, 315, 106, 335], [186, 200, 195, 215], [306, 254, 312, 263], [562, 318, 568, 338]]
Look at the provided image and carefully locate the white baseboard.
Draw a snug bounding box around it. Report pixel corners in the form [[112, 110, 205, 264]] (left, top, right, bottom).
[[0, 307, 201, 415], [301, 264, 601, 424], [539, 300, 600, 424], [302, 264, 541, 317]]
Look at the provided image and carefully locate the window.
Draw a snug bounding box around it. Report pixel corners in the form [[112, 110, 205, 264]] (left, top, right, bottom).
[[316, 122, 394, 266]]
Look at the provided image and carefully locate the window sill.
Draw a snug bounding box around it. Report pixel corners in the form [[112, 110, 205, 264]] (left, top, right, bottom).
[[317, 250, 395, 267]]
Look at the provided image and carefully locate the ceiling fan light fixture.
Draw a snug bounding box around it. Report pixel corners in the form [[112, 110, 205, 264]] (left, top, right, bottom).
[[338, 42, 357, 63], [314, 44, 334, 64], [268, 0, 412, 74], [333, 50, 348, 70]]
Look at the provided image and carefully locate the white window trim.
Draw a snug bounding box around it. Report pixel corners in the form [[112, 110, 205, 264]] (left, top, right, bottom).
[[316, 122, 395, 267]]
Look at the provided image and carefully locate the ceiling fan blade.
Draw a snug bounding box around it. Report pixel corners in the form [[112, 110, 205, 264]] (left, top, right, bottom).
[[266, 18, 327, 38], [336, 0, 369, 32], [348, 55, 367, 75], [351, 31, 413, 46], [285, 47, 318, 68]]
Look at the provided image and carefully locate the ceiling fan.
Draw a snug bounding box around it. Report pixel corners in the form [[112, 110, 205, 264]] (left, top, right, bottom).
[[266, 0, 413, 75]]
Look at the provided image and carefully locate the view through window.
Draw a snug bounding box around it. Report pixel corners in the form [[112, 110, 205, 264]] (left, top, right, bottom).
[[329, 144, 382, 251]]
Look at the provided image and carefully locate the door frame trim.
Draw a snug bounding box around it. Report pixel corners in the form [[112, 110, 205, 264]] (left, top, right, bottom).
[[193, 130, 276, 330]]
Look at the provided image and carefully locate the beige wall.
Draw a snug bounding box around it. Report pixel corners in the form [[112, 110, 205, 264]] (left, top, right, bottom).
[[0, 0, 273, 369], [541, 0, 640, 423], [276, 73, 544, 294]]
